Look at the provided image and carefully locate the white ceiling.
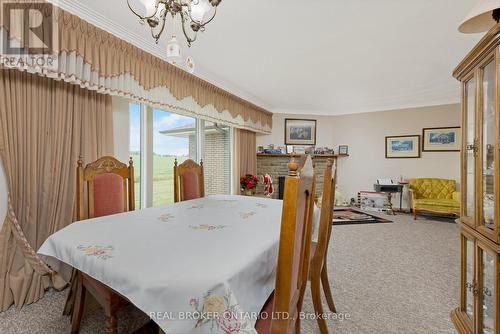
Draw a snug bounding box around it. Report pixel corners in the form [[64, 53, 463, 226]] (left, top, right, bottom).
[[54, 0, 481, 116]]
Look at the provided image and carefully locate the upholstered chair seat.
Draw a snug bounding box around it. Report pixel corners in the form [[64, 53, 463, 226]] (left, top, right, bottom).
[[70, 156, 135, 334], [174, 159, 205, 202], [93, 173, 125, 217], [181, 170, 202, 200], [409, 178, 460, 219]]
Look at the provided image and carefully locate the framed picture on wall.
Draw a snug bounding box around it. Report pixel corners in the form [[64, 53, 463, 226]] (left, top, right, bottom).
[[422, 127, 461, 152], [338, 145, 349, 155], [284, 119, 317, 145], [385, 135, 421, 159]]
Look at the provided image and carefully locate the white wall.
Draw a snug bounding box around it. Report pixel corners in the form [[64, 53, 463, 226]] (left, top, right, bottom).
[[0, 160, 7, 227], [112, 96, 131, 163], [257, 104, 461, 208]]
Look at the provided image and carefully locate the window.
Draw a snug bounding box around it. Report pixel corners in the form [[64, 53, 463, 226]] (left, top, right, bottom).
[[129, 103, 141, 209], [153, 108, 197, 206], [202, 121, 231, 195], [119, 100, 232, 209]]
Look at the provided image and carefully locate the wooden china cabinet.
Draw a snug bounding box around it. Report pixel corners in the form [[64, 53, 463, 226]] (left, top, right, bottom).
[[451, 23, 500, 334]]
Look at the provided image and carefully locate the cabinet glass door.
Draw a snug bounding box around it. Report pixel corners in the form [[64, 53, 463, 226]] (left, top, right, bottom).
[[478, 244, 495, 334], [481, 61, 496, 230], [464, 236, 475, 320], [465, 79, 476, 223]]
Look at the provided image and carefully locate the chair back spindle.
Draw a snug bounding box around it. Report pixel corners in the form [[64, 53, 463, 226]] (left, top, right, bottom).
[[312, 159, 337, 268], [271, 154, 316, 333], [309, 159, 338, 333]]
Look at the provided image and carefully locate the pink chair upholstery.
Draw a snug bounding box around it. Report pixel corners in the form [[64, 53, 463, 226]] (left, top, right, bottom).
[[72, 156, 135, 334], [181, 171, 201, 201], [93, 173, 125, 218], [174, 159, 204, 203]]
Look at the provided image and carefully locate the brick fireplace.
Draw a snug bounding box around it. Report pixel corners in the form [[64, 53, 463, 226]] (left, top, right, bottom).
[[256, 154, 347, 199]]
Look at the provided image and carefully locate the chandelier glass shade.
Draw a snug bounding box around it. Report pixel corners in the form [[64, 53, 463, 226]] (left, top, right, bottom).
[[127, 0, 221, 46]]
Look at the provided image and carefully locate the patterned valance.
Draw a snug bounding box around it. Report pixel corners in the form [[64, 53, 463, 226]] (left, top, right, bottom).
[[0, 6, 272, 133]]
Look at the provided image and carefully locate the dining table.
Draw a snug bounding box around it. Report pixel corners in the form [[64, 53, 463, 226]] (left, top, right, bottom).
[[38, 195, 319, 334]]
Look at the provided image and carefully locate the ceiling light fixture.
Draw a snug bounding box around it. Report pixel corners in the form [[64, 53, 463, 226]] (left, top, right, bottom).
[[459, 0, 500, 33], [127, 0, 222, 46]]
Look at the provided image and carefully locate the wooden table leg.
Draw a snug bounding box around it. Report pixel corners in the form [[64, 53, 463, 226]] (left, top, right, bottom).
[[71, 272, 86, 334]]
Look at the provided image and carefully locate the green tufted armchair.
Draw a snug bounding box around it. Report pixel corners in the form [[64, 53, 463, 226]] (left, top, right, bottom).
[[408, 178, 460, 220]]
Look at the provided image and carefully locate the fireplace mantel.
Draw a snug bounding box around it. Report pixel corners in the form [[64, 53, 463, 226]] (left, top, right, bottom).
[[257, 153, 349, 158]]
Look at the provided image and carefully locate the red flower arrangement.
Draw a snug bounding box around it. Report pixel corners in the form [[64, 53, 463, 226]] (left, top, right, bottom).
[[240, 174, 259, 191]]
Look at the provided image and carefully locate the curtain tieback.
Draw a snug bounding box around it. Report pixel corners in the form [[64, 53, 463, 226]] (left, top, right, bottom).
[[7, 194, 54, 276]]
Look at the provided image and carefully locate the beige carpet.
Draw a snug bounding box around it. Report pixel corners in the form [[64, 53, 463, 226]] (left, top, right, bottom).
[[0, 213, 459, 334]]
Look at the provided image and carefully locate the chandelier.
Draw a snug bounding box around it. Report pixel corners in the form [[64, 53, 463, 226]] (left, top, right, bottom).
[[127, 0, 222, 47]]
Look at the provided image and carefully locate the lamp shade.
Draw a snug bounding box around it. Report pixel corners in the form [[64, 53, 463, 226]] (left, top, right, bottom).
[[459, 0, 500, 33]]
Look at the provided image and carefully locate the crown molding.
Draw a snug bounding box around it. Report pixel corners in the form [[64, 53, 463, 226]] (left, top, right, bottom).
[[271, 99, 461, 117], [47, 0, 273, 111]]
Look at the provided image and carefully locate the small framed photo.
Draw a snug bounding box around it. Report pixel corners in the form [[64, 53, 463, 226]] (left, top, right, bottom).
[[422, 127, 461, 152], [338, 145, 349, 155], [285, 119, 317, 146], [293, 146, 306, 154], [385, 135, 421, 159], [286, 145, 294, 154], [305, 146, 315, 154]]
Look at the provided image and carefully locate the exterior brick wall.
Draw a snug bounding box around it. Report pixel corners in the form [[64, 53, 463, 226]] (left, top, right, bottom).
[[204, 132, 230, 195], [188, 133, 230, 195], [188, 135, 196, 159]]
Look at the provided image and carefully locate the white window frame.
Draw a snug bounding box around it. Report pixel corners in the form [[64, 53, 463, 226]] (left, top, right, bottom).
[[126, 102, 233, 208]]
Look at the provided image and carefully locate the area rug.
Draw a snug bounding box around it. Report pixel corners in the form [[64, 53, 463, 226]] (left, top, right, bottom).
[[332, 208, 393, 225]]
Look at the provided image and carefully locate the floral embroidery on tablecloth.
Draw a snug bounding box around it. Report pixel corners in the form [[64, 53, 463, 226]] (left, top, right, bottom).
[[77, 245, 114, 260], [256, 203, 268, 209], [189, 224, 226, 231], [158, 213, 175, 223], [239, 212, 256, 219], [216, 199, 238, 203], [190, 290, 255, 333], [187, 204, 204, 210]]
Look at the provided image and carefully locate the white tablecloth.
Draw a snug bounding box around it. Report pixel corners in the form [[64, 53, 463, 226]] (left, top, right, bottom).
[[39, 195, 318, 334]]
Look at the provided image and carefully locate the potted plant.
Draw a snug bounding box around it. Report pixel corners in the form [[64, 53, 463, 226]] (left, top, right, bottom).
[[240, 174, 259, 196]]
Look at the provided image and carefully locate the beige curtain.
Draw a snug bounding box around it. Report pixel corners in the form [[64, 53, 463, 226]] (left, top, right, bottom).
[[0, 69, 113, 311], [232, 129, 257, 194]]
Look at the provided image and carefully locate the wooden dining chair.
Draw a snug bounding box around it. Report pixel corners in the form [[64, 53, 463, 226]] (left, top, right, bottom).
[[256, 155, 316, 334], [309, 159, 337, 334], [173, 158, 204, 202], [71, 156, 135, 334]]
